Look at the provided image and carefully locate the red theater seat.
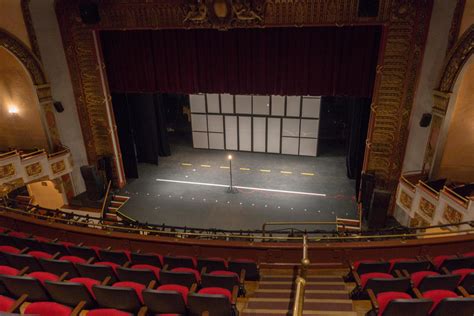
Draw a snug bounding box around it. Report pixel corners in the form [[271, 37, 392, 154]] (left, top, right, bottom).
[[28, 271, 60, 285], [354, 260, 377, 270], [157, 284, 189, 304], [411, 271, 439, 288], [24, 302, 72, 316], [360, 273, 393, 288], [422, 289, 458, 313], [0, 265, 20, 276], [8, 231, 28, 239], [60, 255, 87, 264], [172, 267, 201, 282], [199, 287, 233, 303], [87, 309, 132, 316], [34, 236, 51, 243], [210, 270, 239, 281], [28, 250, 54, 259], [95, 261, 120, 272], [452, 268, 474, 283], [131, 264, 160, 279], [0, 246, 21, 254], [112, 281, 145, 303], [0, 295, 14, 312], [59, 241, 76, 248], [68, 277, 100, 296], [377, 291, 412, 316], [388, 258, 414, 271]]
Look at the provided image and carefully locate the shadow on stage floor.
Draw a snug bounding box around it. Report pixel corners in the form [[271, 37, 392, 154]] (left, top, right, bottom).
[[119, 142, 357, 231]]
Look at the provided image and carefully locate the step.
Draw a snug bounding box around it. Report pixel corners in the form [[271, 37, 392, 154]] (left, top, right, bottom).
[[110, 201, 124, 207], [337, 225, 361, 232], [246, 298, 353, 311], [113, 195, 129, 202], [336, 218, 360, 225], [107, 207, 118, 213], [242, 310, 357, 316], [253, 289, 348, 299], [258, 281, 346, 291]]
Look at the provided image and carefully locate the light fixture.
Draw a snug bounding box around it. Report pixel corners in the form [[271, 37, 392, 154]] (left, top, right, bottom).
[[8, 105, 19, 115], [228, 154, 232, 160]]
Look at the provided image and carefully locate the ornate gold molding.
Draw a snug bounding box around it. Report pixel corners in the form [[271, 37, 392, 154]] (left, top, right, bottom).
[[443, 205, 462, 224], [55, 0, 433, 193], [419, 197, 435, 219], [432, 90, 451, 116]]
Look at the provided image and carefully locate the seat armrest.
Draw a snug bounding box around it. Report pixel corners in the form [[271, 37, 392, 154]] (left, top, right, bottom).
[[201, 267, 207, 275], [353, 271, 362, 286], [105, 246, 112, 250], [347, 259, 354, 270], [86, 257, 95, 264], [52, 252, 61, 259], [413, 288, 423, 299], [18, 267, 28, 276], [394, 270, 403, 278], [163, 264, 169, 271], [52, 238, 58, 242], [137, 306, 148, 316], [20, 247, 29, 254], [59, 272, 69, 281], [70, 301, 86, 316], [123, 261, 131, 268], [367, 289, 378, 311], [190, 283, 197, 293], [402, 269, 410, 277], [240, 269, 246, 283], [232, 285, 239, 304], [147, 280, 156, 289], [7, 294, 28, 313], [458, 286, 470, 297], [136, 249, 141, 253], [441, 267, 450, 274], [101, 276, 111, 285], [77, 243, 84, 247]]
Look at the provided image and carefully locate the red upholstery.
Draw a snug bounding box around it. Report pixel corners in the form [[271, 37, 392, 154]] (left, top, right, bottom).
[[210, 270, 239, 281], [60, 255, 87, 264], [411, 271, 439, 288], [422, 289, 458, 313], [157, 284, 189, 304], [113, 281, 145, 303], [59, 241, 76, 248], [24, 302, 72, 316], [69, 277, 100, 296], [388, 258, 415, 271], [95, 261, 119, 272], [34, 236, 51, 243], [151, 253, 164, 266], [360, 272, 393, 288], [452, 268, 474, 283], [354, 260, 377, 270], [0, 227, 8, 234], [0, 246, 20, 254], [376, 291, 412, 316], [87, 309, 132, 316], [0, 295, 14, 312], [172, 267, 201, 282], [198, 287, 232, 302], [131, 264, 160, 279], [28, 271, 60, 285], [463, 252, 474, 258], [89, 246, 101, 257], [28, 251, 53, 259], [0, 265, 19, 276], [206, 257, 228, 267], [118, 250, 131, 260], [433, 255, 452, 269], [175, 255, 197, 268], [8, 231, 28, 238]]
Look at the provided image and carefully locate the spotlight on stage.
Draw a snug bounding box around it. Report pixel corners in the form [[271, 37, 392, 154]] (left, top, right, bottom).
[[226, 154, 238, 194]]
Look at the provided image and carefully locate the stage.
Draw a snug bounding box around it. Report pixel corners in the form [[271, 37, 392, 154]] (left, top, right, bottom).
[[118, 140, 357, 231]]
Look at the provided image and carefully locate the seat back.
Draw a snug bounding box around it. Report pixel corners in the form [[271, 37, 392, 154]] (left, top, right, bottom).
[[15, 238, 43, 251], [188, 292, 232, 316], [164, 256, 195, 269], [130, 253, 162, 268], [382, 299, 432, 316], [68, 246, 99, 261], [0, 234, 20, 248], [160, 270, 196, 288], [202, 273, 238, 292], [418, 274, 461, 292], [44, 280, 96, 309], [430, 297, 474, 316], [356, 262, 390, 275], [41, 242, 70, 256], [0, 275, 49, 301], [98, 250, 129, 265], [4, 252, 42, 271], [392, 261, 430, 275], [76, 263, 117, 283], [364, 277, 411, 295], [441, 257, 474, 272], [197, 259, 227, 273], [460, 273, 474, 294], [92, 285, 142, 313], [116, 267, 157, 285], [39, 258, 80, 278], [228, 260, 259, 280], [142, 289, 187, 314]]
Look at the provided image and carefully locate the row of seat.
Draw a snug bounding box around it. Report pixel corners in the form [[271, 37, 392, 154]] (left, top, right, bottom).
[[344, 254, 474, 316]]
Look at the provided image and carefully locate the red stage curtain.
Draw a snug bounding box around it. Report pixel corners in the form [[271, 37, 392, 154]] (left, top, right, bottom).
[[100, 26, 381, 97]]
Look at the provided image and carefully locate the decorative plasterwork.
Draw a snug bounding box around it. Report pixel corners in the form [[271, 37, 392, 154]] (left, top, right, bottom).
[[55, 0, 433, 193], [432, 90, 451, 116], [446, 0, 466, 54], [21, 0, 42, 60]]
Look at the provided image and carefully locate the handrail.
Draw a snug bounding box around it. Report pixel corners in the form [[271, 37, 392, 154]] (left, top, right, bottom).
[[442, 186, 469, 207], [0, 206, 474, 242], [292, 234, 310, 316], [418, 180, 440, 198], [262, 221, 340, 237], [100, 181, 112, 219]]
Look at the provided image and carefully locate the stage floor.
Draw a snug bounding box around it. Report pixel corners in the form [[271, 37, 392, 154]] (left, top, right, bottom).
[[119, 142, 357, 231]]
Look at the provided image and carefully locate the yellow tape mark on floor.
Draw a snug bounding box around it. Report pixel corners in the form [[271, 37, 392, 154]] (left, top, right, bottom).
[[301, 172, 315, 176], [181, 163, 192, 166], [240, 168, 251, 171], [280, 171, 292, 174], [260, 169, 271, 173], [220, 166, 230, 169], [200, 164, 211, 168]]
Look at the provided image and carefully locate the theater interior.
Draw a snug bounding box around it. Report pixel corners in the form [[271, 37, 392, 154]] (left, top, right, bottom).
[[0, 0, 473, 315]]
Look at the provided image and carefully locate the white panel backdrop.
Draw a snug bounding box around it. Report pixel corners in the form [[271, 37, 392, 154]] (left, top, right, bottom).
[[190, 94, 320, 156]]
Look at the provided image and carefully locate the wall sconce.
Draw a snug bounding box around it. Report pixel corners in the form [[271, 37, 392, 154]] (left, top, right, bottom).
[[8, 105, 19, 115]]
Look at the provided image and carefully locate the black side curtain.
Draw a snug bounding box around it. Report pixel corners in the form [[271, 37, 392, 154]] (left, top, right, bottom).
[[346, 98, 371, 195], [100, 26, 381, 97], [112, 93, 170, 179]]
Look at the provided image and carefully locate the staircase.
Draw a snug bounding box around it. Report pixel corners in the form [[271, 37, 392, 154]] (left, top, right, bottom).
[[103, 194, 130, 221], [242, 270, 357, 316]]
